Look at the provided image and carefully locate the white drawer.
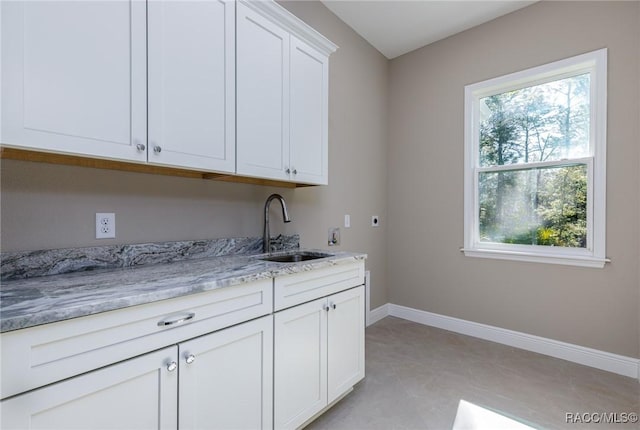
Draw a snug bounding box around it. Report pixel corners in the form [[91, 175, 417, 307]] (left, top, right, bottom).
[[1, 279, 272, 399], [274, 261, 365, 311]]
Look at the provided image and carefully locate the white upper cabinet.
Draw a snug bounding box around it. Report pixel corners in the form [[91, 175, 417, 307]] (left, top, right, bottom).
[[236, 2, 290, 181], [236, 0, 336, 185], [1, 0, 147, 162], [1, 0, 235, 173], [147, 0, 235, 173], [1, 0, 336, 184], [289, 36, 329, 185]]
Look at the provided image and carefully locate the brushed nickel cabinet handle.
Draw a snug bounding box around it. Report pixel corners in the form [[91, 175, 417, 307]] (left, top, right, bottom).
[[158, 312, 195, 327]]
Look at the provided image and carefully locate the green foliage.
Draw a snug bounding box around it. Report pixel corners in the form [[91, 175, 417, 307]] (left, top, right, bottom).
[[480, 94, 521, 166], [478, 74, 590, 248], [535, 165, 587, 247]]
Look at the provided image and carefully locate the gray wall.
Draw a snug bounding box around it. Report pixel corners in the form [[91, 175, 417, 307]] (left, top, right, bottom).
[[387, 1, 640, 357], [0, 1, 390, 309], [274, 0, 389, 309]]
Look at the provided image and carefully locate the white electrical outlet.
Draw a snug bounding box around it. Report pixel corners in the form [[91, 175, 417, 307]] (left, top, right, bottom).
[[96, 213, 116, 239], [344, 214, 351, 228], [371, 215, 380, 227]]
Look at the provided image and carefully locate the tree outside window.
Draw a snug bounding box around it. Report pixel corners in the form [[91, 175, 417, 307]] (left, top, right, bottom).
[[464, 49, 607, 267]]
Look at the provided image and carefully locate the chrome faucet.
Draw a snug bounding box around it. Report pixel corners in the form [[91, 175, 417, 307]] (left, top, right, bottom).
[[263, 194, 291, 253]]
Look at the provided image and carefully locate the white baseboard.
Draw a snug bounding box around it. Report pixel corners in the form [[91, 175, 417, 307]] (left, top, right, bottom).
[[377, 303, 639, 380], [367, 304, 389, 327]]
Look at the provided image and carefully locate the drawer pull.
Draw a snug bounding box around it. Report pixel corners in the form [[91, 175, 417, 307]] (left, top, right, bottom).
[[331, 303, 337, 310], [167, 361, 178, 372], [185, 354, 196, 365], [157, 312, 195, 327]]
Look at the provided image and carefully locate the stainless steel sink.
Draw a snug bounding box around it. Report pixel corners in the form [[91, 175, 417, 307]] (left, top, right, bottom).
[[259, 251, 333, 263]]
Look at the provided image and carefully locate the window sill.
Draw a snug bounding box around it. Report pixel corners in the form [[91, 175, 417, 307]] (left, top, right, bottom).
[[461, 248, 609, 268]]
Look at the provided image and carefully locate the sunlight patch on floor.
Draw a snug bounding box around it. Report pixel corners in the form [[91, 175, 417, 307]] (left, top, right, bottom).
[[452, 400, 538, 430]]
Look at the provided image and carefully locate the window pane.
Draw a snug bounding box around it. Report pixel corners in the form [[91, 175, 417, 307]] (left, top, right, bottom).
[[479, 74, 590, 167], [479, 164, 587, 248]]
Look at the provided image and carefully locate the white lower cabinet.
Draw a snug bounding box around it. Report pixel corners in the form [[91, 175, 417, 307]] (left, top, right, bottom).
[[274, 285, 365, 430], [179, 315, 273, 430], [327, 286, 366, 404], [0, 263, 365, 430], [1, 347, 179, 430], [274, 297, 328, 429], [1, 315, 273, 430]]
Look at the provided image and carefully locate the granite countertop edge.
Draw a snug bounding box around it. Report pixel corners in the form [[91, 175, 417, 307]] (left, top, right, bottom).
[[0, 250, 367, 333]]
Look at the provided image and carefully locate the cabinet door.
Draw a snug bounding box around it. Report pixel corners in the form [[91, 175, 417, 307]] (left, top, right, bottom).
[[274, 298, 328, 430], [0, 347, 178, 430], [1, 0, 146, 162], [147, 0, 235, 173], [289, 36, 329, 185], [327, 285, 366, 404], [179, 315, 273, 430], [236, 2, 290, 181]]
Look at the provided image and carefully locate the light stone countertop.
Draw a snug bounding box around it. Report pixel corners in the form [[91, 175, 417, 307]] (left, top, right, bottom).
[[0, 250, 366, 333]]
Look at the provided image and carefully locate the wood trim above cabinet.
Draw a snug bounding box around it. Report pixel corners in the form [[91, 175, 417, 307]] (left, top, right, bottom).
[[0, 147, 313, 188]]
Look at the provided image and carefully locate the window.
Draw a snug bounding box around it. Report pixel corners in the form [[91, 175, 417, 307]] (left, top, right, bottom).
[[463, 49, 607, 267]]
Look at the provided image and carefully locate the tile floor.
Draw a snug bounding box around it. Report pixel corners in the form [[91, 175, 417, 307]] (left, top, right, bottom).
[[307, 317, 640, 430]]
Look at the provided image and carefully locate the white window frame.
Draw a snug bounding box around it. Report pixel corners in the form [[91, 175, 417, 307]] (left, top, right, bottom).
[[463, 49, 607, 268]]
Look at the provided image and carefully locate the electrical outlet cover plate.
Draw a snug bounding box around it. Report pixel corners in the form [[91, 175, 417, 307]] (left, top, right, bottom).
[[96, 213, 115, 239], [371, 215, 380, 227]]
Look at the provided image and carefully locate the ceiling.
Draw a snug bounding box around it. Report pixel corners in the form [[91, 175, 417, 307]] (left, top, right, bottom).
[[320, 1, 537, 59]]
